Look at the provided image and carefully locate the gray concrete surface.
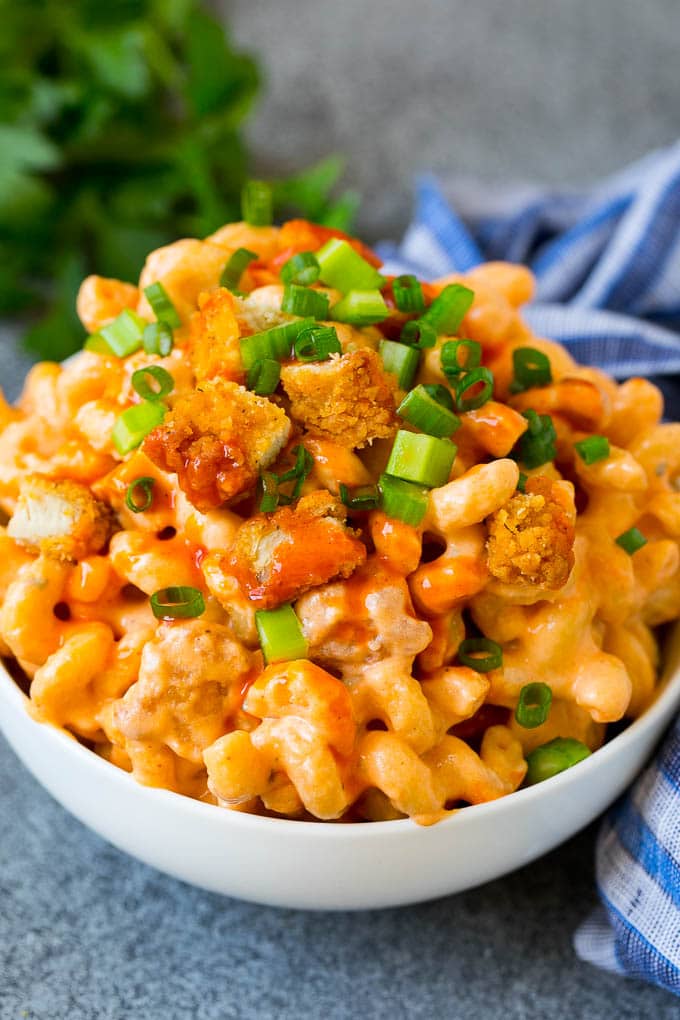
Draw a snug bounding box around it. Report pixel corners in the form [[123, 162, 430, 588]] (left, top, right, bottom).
[[228, 0, 680, 238], [2, 3, 680, 1016]]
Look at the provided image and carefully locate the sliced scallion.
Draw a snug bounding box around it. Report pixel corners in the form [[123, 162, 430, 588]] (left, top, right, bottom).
[[378, 473, 429, 526], [144, 282, 181, 329], [339, 483, 381, 511], [379, 339, 420, 390], [421, 283, 474, 335], [330, 289, 388, 326], [125, 476, 156, 513], [315, 238, 385, 292], [574, 435, 610, 465], [281, 283, 329, 320], [99, 309, 147, 358], [247, 358, 281, 396], [112, 401, 167, 456], [516, 410, 557, 468], [386, 430, 457, 488], [239, 317, 315, 370], [393, 274, 426, 314], [242, 180, 273, 226], [293, 325, 342, 362], [400, 319, 437, 349], [220, 248, 258, 291], [255, 604, 308, 664], [397, 385, 461, 439], [131, 365, 174, 403], [525, 738, 591, 785], [515, 682, 553, 728], [150, 586, 205, 621], [615, 527, 647, 555], [280, 251, 321, 286], [441, 338, 482, 379], [142, 321, 174, 357], [454, 366, 494, 412], [510, 347, 552, 393], [457, 637, 503, 673]]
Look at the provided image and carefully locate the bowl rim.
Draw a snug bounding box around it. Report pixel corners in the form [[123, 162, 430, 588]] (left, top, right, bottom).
[[2, 623, 679, 841]]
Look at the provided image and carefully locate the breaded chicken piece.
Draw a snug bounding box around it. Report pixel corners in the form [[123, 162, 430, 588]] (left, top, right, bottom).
[[189, 287, 243, 383], [8, 476, 115, 562], [228, 491, 367, 608], [280, 348, 397, 449], [143, 379, 291, 512], [485, 476, 575, 589]]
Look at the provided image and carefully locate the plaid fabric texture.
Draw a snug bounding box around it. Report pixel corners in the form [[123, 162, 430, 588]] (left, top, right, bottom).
[[379, 145, 680, 995]]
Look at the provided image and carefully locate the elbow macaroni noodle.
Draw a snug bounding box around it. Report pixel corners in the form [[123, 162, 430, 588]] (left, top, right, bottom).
[[0, 218, 679, 825]]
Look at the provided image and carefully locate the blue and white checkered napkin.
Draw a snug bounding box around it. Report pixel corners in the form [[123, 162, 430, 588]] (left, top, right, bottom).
[[378, 144, 680, 996]]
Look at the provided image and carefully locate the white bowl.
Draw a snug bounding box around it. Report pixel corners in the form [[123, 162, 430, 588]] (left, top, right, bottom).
[[2, 625, 680, 911]]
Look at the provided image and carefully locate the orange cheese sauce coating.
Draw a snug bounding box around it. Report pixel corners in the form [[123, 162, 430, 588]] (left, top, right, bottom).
[[0, 217, 678, 823]]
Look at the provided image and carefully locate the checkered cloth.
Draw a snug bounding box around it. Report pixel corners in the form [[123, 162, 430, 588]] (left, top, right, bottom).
[[378, 144, 680, 996]]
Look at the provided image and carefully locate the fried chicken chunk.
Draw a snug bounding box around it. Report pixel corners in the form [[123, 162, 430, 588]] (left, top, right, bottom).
[[280, 348, 397, 449], [227, 490, 367, 608], [485, 476, 575, 589], [8, 475, 115, 562], [144, 379, 291, 512], [189, 287, 243, 384]]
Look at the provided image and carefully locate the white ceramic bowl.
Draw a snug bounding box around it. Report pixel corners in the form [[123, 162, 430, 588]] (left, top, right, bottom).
[[2, 625, 680, 911]]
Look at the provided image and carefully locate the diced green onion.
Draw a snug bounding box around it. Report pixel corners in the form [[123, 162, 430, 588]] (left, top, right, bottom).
[[239, 317, 315, 370], [454, 366, 494, 412], [515, 682, 553, 729], [516, 410, 557, 468], [247, 358, 281, 396], [615, 527, 647, 555], [575, 435, 610, 465], [440, 339, 482, 379], [421, 283, 474, 335], [378, 473, 429, 526], [150, 585, 205, 621], [397, 385, 461, 439], [393, 274, 426, 314], [400, 319, 437, 349], [517, 472, 528, 493], [277, 445, 315, 499], [241, 180, 273, 226], [457, 637, 503, 673], [143, 322, 174, 357], [280, 251, 321, 286], [112, 401, 167, 456], [315, 238, 385, 292], [294, 325, 342, 362], [125, 476, 156, 513], [423, 384, 455, 412], [259, 472, 280, 513], [330, 289, 388, 326], [386, 430, 457, 488], [339, 483, 380, 511], [379, 339, 420, 389], [220, 248, 258, 291], [255, 604, 308, 664], [144, 282, 181, 329], [99, 309, 147, 358], [281, 283, 329, 320], [509, 347, 553, 393], [131, 365, 174, 403], [525, 737, 591, 785], [84, 333, 112, 354]]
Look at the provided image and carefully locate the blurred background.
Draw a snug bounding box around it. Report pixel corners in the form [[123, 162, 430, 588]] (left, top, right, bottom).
[[2, 0, 679, 383]]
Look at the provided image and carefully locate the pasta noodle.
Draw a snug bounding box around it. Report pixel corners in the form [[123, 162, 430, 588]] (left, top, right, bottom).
[[1, 211, 678, 825]]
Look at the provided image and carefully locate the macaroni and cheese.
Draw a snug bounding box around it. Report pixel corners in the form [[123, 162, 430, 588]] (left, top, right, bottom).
[[1, 205, 678, 825]]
